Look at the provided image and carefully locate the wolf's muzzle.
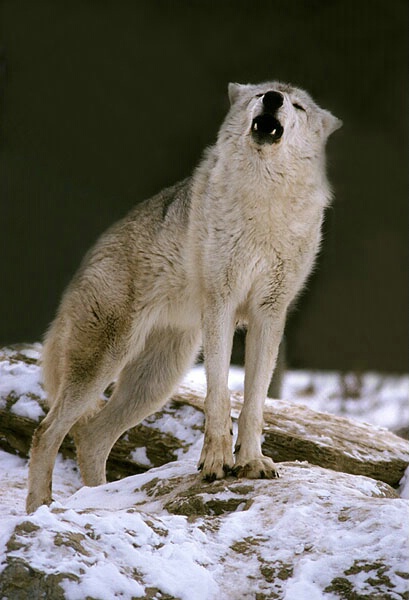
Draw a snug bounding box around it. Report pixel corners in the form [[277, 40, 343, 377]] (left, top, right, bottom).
[[251, 90, 284, 144]]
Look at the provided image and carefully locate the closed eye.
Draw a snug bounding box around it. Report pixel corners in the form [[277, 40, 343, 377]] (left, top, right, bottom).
[[293, 102, 306, 111]]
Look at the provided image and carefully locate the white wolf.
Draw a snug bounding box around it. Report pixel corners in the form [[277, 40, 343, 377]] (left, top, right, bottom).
[[26, 81, 341, 513]]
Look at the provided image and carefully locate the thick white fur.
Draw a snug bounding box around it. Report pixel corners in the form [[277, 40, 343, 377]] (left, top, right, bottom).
[[26, 81, 341, 513]]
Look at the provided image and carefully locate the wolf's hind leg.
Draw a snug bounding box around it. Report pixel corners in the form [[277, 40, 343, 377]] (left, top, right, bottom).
[[74, 327, 201, 486], [26, 367, 116, 513]]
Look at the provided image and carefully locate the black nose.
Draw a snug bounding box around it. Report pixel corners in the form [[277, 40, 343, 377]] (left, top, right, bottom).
[[263, 91, 284, 113]]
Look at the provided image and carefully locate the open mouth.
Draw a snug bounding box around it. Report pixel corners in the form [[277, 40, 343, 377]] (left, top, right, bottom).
[[251, 113, 283, 143]]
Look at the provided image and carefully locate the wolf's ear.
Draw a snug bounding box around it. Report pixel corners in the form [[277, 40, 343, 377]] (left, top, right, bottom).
[[321, 110, 343, 137], [228, 82, 246, 105]]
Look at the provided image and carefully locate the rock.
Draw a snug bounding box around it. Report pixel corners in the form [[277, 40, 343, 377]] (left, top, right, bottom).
[[0, 461, 408, 599], [1, 345, 408, 598]]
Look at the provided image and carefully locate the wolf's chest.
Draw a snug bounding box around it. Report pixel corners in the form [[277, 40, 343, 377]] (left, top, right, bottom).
[[215, 210, 322, 307], [236, 209, 320, 265]]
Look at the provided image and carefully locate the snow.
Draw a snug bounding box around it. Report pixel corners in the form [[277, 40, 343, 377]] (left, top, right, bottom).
[[1, 455, 407, 599], [399, 466, 409, 499], [0, 344, 45, 418], [145, 402, 205, 461], [0, 348, 408, 598], [130, 446, 153, 468], [61, 565, 145, 600]]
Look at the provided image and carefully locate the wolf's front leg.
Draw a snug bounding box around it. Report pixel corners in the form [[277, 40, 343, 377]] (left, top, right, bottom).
[[199, 302, 235, 481], [234, 313, 285, 479]]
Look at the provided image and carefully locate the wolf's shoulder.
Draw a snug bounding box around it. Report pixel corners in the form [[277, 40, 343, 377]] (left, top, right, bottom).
[[127, 177, 193, 225]]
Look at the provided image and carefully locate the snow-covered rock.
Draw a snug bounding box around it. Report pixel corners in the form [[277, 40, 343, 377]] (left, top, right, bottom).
[[0, 345, 408, 598], [1, 459, 408, 600]]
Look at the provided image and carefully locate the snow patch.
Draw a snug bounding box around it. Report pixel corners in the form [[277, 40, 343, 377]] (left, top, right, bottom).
[[0, 349, 408, 598]]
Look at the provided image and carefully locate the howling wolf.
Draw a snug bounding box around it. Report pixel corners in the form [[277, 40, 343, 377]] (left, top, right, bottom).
[[26, 81, 341, 513]]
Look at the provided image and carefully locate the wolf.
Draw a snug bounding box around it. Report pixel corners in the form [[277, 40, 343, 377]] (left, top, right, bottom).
[[26, 81, 341, 513]]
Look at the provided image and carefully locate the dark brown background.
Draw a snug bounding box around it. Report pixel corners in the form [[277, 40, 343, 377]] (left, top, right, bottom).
[[1, 1, 408, 372]]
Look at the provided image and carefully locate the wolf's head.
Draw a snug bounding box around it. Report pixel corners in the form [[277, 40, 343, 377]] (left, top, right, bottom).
[[223, 81, 341, 160]]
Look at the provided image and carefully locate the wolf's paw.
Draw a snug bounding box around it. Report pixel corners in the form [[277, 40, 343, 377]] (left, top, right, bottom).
[[26, 491, 52, 514], [198, 437, 234, 482], [232, 456, 279, 480]]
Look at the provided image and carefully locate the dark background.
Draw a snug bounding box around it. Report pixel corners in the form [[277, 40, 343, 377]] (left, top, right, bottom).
[[0, 1, 408, 372]]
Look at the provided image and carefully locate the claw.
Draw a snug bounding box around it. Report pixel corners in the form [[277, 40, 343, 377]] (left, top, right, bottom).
[[232, 458, 280, 480], [223, 463, 232, 476]]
